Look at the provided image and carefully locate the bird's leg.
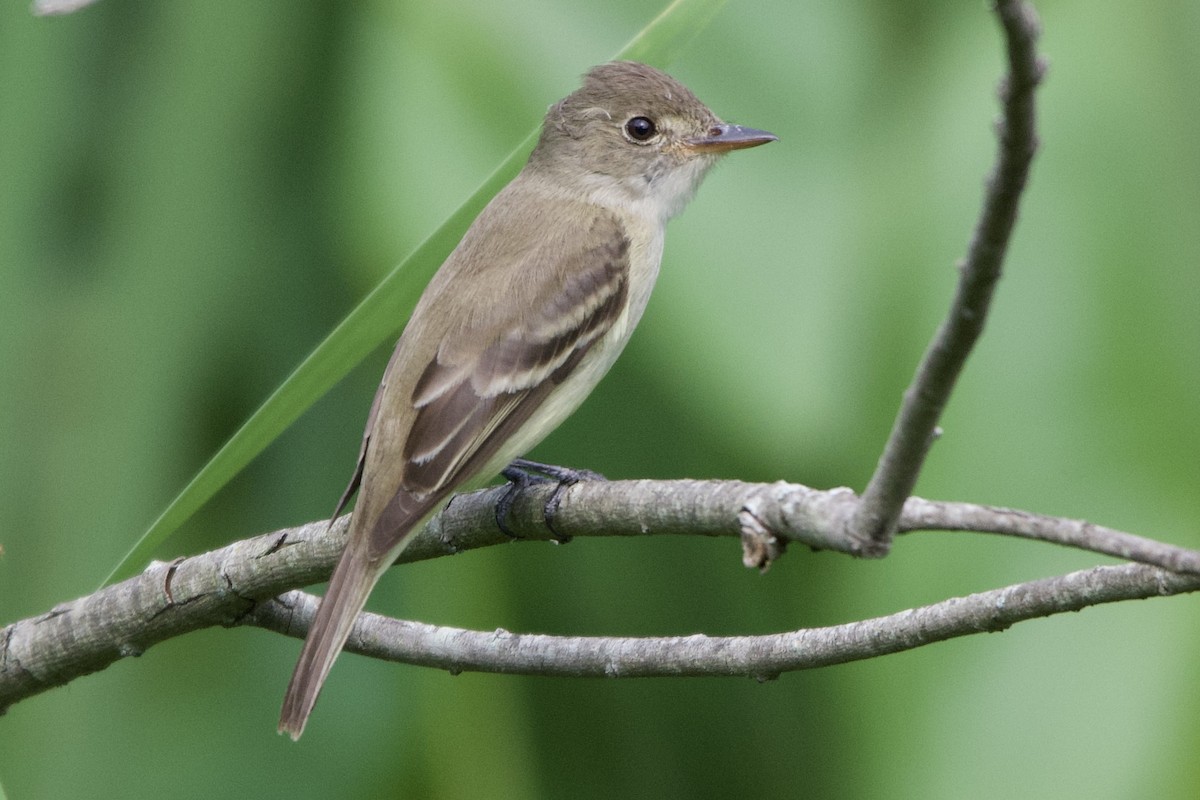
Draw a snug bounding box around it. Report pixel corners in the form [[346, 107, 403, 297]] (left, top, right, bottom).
[[496, 458, 607, 542]]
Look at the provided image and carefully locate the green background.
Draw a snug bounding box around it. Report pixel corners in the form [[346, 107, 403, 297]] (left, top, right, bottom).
[[2, 0, 1199, 797]]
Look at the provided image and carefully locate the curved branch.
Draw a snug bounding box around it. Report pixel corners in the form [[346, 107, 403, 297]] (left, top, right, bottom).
[[851, 0, 1046, 550], [3, 477, 1198, 712], [252, 562, 1198, 678]]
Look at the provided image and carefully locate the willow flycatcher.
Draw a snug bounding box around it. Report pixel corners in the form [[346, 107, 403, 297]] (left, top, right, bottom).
[[279, 60, 776, 738]]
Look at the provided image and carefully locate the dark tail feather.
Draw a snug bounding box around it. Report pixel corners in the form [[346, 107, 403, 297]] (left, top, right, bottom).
[[278, 545, 382, 740]]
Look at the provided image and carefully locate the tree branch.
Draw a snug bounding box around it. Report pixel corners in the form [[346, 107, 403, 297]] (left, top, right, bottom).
[[851, 0, 1046, 551], [252, 562, 1198, 679], [4, 478, 1199, 712]]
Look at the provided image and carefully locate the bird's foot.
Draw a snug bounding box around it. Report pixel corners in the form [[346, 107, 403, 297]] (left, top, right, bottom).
[[496, 458, 607, 542]]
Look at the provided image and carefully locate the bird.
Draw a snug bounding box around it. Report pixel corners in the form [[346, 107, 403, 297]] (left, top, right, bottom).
[[278, 60, 776, 739]]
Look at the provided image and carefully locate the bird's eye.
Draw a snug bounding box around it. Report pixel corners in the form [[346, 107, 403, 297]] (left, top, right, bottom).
[[624, 116, 657, 142]]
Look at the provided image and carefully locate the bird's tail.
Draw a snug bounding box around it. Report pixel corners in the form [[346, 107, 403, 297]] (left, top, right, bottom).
[[277, 542, 384, 740]]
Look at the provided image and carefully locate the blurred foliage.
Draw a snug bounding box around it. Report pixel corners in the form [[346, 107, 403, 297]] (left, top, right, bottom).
[[1, 0, 1198, 798]]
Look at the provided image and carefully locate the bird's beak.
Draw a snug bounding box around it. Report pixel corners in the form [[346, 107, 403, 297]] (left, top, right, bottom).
[[685, 123, 778, 153]]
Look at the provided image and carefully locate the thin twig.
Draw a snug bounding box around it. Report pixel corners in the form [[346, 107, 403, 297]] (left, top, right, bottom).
[[851, 0, 1045, 551], [251, 562, 1197, 678]]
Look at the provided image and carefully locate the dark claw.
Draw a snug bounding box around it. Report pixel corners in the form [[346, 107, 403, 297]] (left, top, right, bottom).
[[495, 465, 535, 538], [498, 458, 607, 542]]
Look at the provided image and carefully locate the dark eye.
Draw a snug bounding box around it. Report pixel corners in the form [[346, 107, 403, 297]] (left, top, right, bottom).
[[624, 116, 657, 142]]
